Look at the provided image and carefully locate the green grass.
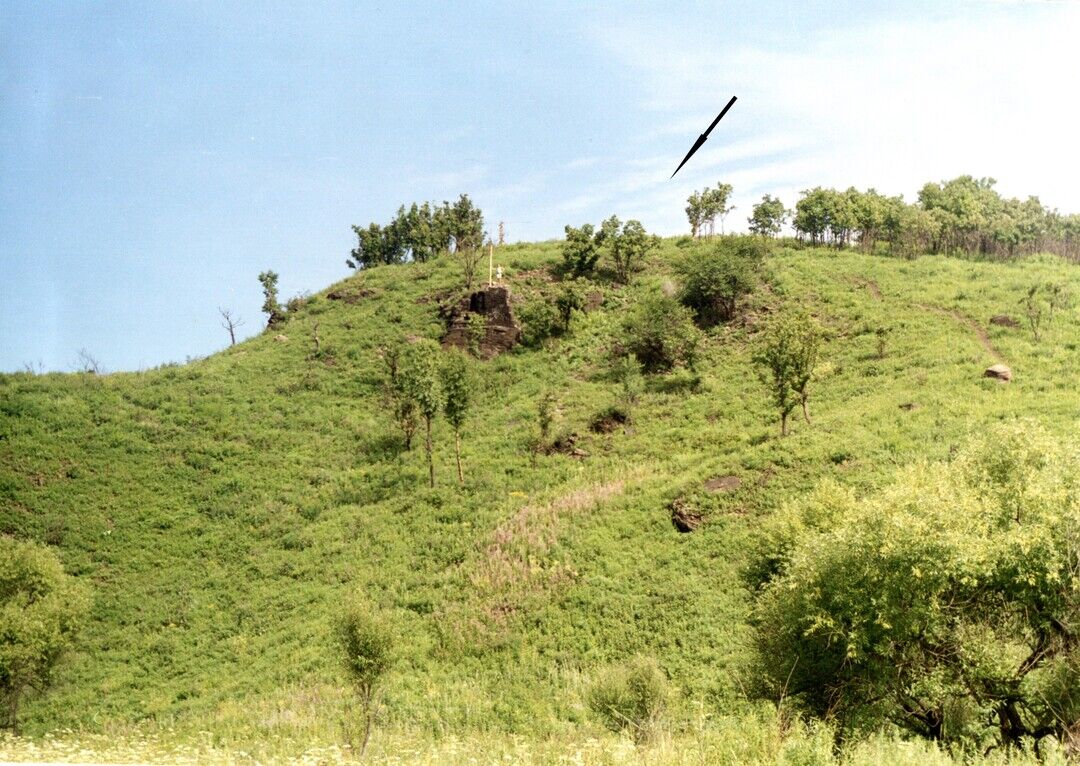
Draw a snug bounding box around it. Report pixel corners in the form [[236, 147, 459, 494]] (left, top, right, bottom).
[[2, 239, 1078, 763]]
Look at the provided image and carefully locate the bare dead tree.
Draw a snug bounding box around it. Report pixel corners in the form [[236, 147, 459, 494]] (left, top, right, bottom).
[[218, 307, 244, 346], [76, 349, 101, 374]]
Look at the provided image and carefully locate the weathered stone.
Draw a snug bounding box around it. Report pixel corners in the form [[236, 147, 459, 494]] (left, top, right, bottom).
[[704, 475, 742, 493], [326, 287, 374, 304], [441, 285, 521, 358], [670, 498, 703, 533], [984, 363, 1012, 382], [274, 334, 288, 342]]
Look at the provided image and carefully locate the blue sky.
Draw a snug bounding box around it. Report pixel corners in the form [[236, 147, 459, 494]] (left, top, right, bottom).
[[2, 1, 1078, 372]]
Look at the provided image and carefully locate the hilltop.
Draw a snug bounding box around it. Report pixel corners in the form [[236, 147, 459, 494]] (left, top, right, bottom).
[[2, 238, 1079, 764]]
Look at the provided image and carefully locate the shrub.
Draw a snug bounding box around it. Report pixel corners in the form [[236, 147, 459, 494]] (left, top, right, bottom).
[[518, 299, 561, 348], [335, 602, 394, 756], [749, 423, 1080, 751], [611, 353, 644, 407], [601, 216, 660, 284], [676, 238, 764, 326], [1, 537, 90, 731], [554, 281, 585, 333], [620, 294, 702, 374], [588, 656, 672, 743]]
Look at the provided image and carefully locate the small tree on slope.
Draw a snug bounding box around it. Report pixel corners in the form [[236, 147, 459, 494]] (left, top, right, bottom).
[[440, 350, 472, 485], [399, 340, 443, 487], [753, 310, 821, 436]]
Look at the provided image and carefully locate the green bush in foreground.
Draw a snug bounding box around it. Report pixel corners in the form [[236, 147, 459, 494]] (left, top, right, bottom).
[[588, 656, 672, 743], [750, 423, 1080, 754], [1, 537, 90, 732]]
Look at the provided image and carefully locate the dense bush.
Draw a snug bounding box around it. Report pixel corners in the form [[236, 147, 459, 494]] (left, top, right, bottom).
[[619, 293, 701, 374], [518, 298, 562, 348], [587, 656, 671, 743], [676, 237, 765, 326], [1, 537, 90, 731], [561, 223, 604, 277], [748, 423, 1080, 752]]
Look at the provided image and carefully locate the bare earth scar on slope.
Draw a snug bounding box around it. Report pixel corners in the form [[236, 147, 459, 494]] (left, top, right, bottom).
[[436, 469, 647, 650]]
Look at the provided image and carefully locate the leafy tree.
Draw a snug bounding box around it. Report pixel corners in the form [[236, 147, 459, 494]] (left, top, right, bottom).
[[849, 188, 889, 250], [705, 182, 735, 235], [620, 293, 702, 374], [687, 183, 734, 236], [399, 340, 443, 487], [335, 602, 394, 757], [446, 193, 484, 254], [748, 424, 1080, 752], [380, 345, 419, 451], [258, 270, 285, 327], [1, 537, 90, 732], [603, 216, 660, 284], [440, 350, 471, 485], [685, 190, 705, 238], [753, 311, 821, 435], [554, 281, 584, 334], [748, 195, 788, 237], [562, 223, 604, 277], [676, 238, 761, 326], [793, 187, 831, 245], [348, 222, 404, 269]]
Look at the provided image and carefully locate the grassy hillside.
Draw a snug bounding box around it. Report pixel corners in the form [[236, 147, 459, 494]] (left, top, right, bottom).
[[2, 239, 1079, 763]]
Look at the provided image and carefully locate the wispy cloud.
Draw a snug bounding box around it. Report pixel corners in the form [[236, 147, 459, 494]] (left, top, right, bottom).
[[535, 3, 1080, 236]]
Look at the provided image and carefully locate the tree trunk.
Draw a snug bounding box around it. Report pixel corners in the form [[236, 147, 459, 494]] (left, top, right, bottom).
[[425, 418, 434, 488], [781, 411, 788, 436], [801, 395, 811, 423], [455, 432, 463, 485]]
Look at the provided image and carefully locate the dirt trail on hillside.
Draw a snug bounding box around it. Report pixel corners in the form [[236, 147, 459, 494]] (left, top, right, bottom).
[[918, 303, 1006, 363], [853, 277, 882, 300]]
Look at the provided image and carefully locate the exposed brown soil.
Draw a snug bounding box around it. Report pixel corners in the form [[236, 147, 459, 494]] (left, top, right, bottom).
[[590, 409, 629, 433], [326, 287, 374, 304], [854, 277, 882, 300], [704, 475, 742, 493]]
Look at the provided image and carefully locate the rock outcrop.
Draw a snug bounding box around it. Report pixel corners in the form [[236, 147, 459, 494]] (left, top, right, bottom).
[[984, 363, 1013, 382], [441, 286, 521, 358]]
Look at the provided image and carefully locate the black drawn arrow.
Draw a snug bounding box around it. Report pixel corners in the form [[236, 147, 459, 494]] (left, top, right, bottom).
[[670, 95, 737, 179]]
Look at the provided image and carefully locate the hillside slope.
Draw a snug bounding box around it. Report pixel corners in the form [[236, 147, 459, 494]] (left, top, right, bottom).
[[2, 240, 1079, 761]]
